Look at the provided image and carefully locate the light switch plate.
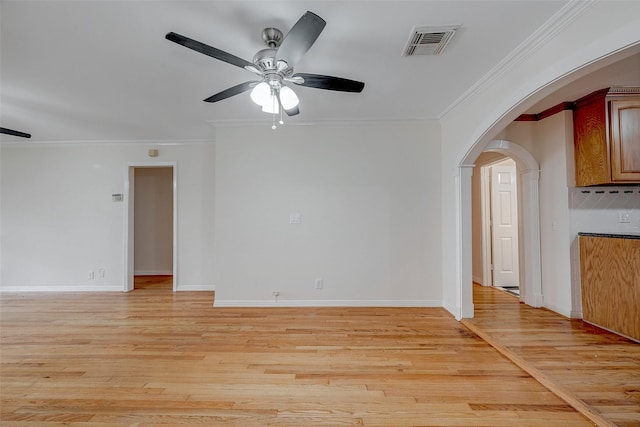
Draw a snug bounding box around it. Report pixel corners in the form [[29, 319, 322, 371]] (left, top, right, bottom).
[[289, 212, 302, 224]]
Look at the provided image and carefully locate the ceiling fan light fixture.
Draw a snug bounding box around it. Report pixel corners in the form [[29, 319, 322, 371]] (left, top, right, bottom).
[[261, 95, 280, 114], [166, 11, 364, 128], [280, 86, 299, 110], [250, 81, 271, 106]]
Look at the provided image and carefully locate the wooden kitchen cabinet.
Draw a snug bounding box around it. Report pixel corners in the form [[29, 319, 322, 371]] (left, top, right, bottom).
[[579, 233, 640, 341], [574, 88, 640, 186], [610, 99, 640, 181]]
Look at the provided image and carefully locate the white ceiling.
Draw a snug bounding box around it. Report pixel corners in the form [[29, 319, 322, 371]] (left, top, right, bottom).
[[0, 1, 637, 143]]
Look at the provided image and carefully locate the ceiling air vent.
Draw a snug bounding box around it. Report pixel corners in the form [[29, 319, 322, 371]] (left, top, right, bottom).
[[402, 25, 459, 56]]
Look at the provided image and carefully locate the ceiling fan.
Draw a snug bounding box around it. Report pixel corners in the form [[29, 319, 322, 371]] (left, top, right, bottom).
[[166, 11, 365, 127], [0, 127, 31, 139]]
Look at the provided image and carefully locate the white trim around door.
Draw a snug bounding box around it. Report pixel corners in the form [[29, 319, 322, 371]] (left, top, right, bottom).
[[123, 161, 178, 292]]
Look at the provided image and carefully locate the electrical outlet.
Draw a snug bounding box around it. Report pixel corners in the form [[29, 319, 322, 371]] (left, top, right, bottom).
[[618, 211, 631, 223], [272, 291, 280, 297], [88, 271, 95, 280], [315, 278, 323, 289]]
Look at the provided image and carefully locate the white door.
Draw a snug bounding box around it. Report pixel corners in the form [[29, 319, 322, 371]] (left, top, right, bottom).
[[490, 160, 519, 288]]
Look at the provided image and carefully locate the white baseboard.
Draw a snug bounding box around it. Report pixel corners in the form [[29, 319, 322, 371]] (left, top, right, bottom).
[[543, 302, 572, 318], [177, 284, 215, 291], [570, 310, 583, 319], [1, 284, 214, 292], [214, 299, 441, 308], [134, 270, 173, 276], [0, 284, 123, 292], [443, 302, 461, 320]]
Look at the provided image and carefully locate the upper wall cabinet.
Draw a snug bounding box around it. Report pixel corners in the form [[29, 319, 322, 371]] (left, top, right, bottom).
[[574, 87, 640, 186]]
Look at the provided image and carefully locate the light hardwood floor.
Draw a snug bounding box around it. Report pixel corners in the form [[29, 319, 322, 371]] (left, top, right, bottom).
[[0, 279, 631, 425], [465, 284, 640, 427]]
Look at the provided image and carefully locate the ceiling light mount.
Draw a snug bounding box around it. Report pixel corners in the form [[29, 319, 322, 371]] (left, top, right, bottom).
[[262, 27, 283, 49]]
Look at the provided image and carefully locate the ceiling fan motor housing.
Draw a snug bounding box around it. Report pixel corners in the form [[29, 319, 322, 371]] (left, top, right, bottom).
[[253, 48, 278, 71]]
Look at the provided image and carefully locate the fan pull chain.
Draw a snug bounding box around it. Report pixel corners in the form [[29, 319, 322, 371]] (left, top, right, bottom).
[[271, 95, 277, 130]]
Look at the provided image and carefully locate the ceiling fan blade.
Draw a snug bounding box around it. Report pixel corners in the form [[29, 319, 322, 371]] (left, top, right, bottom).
[[0, 127, 31, 138], [166, 32, 254, 69], [276, 11, 326, 67], [203, 81, 260, 103], [291, 73, 365, 92]]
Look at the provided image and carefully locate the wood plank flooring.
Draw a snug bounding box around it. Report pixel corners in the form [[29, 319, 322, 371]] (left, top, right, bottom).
[[0, 280, 609, 425], [465, 284, 640, 427]]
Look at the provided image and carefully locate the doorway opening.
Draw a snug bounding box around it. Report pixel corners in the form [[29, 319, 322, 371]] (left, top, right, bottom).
[[469, 140, 542, 314], [480, 157, 520, 297], [124, 162, 178, 292]]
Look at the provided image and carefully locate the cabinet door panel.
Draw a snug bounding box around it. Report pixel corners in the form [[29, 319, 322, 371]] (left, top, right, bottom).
[[574, 97, 610, 186], [580, 236, 640, 341], [610, 99, 640, 181]]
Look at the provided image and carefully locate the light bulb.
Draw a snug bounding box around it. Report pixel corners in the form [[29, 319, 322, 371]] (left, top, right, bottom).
[[261, 95, 279, 114], [279, 86, 299, 110], [250, 82, 271, 106]]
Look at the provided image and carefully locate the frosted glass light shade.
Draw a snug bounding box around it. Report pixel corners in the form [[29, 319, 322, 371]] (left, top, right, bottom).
[[250, 82, 271, 106], [261, 95, 280, 114], [279, 86, 299, 110]]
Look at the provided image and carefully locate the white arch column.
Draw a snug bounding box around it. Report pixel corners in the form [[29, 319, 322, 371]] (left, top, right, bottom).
[[518, 168, 543, 308], [456, 165, 475, 320]]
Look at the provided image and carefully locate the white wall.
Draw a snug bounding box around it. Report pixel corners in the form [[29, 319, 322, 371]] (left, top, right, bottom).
[[0, 142, 214, 291], [134, 167, 173, 275], [212, 122, 441, 306], [498, 112, 575, 317], [493, 109, 640, 319], [536, 112, 574, 317]]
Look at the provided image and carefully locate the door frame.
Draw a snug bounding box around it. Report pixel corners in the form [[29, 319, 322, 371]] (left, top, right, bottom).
[[123, 161, 178, 292], [480, 158, 520, 290], [480, 164, 493, 287]]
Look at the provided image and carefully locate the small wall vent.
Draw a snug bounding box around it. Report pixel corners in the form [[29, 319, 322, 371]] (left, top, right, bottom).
[[402, 25, 459, 56]]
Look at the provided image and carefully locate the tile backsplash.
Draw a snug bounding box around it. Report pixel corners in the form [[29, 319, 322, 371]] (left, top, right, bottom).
[[570, 186, 640, 234]]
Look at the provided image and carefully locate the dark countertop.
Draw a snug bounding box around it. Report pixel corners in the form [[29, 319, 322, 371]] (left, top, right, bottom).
[[578, 232, 640, 240]]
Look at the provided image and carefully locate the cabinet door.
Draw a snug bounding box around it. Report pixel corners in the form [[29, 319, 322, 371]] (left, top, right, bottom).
[[580, 236, 640, 341], [574, 95, 610, 186], [610, 99, 640, 181]]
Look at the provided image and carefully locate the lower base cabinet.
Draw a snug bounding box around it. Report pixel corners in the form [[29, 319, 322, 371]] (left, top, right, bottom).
[[579, 234, 640, 341]]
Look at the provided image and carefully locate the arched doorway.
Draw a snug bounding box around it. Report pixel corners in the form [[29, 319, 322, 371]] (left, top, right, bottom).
[[478, 140, 542, 308]]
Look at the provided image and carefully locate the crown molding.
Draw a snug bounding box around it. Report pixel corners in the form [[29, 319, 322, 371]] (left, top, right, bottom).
[[206, 116, 438, 128], [0, 138, 215, 148], [439, 0, 596, 120]]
